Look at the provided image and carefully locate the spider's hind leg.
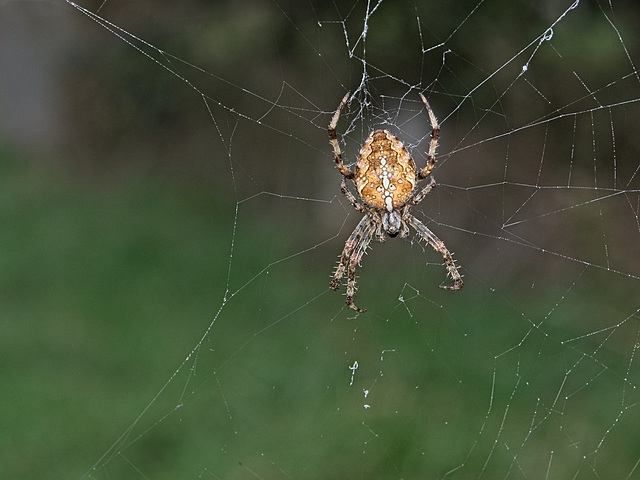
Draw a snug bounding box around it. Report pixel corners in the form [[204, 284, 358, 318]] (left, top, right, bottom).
[[330, 215, 375, 313], [331, 215, 367, 289], [407, 214, 463, 291], [345, 260, 366, 313]]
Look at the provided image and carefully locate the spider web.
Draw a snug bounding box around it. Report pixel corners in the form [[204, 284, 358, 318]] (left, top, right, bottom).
[[3, 0, 640, 478]]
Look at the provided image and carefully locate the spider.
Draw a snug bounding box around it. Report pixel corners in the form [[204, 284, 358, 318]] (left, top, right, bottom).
[[328, 92, 463, 312]]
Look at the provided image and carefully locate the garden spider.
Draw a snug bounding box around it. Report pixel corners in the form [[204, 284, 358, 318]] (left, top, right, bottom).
[[328, 92, 463, 312]]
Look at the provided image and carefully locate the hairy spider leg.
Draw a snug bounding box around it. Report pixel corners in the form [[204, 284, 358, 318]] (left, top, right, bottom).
[[328, 92, 354, 179], [407, 214, 463, 290], [418, 93, 440, 180], [408, 176, 437, 206], [345, 218, 376, 312], [330, 214, 376, 312], [339, 176, 367, 213], [331, 215, 367, 290]]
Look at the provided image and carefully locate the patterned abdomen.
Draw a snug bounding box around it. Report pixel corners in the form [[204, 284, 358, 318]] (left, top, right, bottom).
[[354, 130, 417, 212]]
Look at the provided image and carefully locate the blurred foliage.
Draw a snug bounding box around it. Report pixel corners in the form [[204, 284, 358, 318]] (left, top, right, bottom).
[[61, 0, 639, 178], [57, 0, 640, 276]]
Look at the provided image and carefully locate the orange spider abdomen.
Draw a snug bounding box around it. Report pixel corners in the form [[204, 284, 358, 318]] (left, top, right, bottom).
[[354, 130, 417, 212]]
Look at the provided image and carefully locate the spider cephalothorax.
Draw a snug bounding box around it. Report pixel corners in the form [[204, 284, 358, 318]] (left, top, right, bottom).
[[328, 92, 463, 312]]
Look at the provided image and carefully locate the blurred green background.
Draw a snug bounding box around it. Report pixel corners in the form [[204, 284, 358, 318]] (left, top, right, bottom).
[[1, 0, 640, 479]]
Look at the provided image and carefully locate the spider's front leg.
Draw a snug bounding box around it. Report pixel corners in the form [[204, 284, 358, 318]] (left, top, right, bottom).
[[418, 93, 440, 180], [328, 92, 355, 179]]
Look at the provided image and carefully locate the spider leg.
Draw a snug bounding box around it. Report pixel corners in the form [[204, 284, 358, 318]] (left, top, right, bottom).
[[339, 175, 391, 242], [328, 92, 355, 179], [331, 215, 368, 291], [418, 93, 440, 180], [407, 214, 463, 290], [330, 214, 376, 312], [409, 176, 436, 206], [345, 219, 376, 312], [339, 176, 367, 213]]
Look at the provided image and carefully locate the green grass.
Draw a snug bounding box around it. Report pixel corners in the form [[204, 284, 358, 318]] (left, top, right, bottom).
[[1, 150, 638, 480], [0, 153, 234, 478]]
